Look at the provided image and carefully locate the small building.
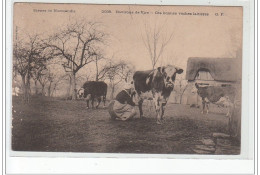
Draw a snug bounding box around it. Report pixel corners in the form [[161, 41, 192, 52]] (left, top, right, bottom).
[[186, 57, 241, 86]]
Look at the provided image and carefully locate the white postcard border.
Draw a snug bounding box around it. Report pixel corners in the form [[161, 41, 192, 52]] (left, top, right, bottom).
[[5, 0, 255, 174]]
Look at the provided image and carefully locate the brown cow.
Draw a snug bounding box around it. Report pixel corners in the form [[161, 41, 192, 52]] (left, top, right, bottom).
[[194, 83, 236, 120], [81, 81, 107, 109]]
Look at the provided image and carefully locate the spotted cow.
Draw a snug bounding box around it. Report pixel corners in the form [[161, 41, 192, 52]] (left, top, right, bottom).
[[133, 65, 183, 124]]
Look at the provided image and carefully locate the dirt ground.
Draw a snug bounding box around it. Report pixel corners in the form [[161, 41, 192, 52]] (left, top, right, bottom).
[[11, 96, 240, 154]]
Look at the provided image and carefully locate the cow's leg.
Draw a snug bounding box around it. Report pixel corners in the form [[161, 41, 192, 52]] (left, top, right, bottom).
[[227, 103, 234, 131], [201, 98, 205, 114], [161, 103, 167, 121], [135, 92, 144, 118], [91, 97, 95, 109], [103, 95, 106, 107], [86, 100, 90, 109], [96, 97, 101, 109], [206, 103, 209, 114], [86, 94, 91, 109], [153, 98, 160, 124], [227, 107, 232, 131], [156, 104, 163, 125], [226, 102, 232, 117], [149, 99, 153, 112], [138, 98, 144, 118], [153, 92, 162, 124]]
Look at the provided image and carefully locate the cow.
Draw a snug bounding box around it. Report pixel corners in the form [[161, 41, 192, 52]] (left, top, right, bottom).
[[193, 83, 236, 120], [133, 65, 183, 124], [81, 81, 107, 109]]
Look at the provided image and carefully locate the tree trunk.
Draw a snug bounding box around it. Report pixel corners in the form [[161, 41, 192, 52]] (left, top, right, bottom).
[[67, 76, 72, 98], [51, 87, 56, 97], [24, 72, 31, 103], [47, 82, 52, 97], [21, 76, 27, 101], [196, 93, 199, 105], [24, 55, 32, 102], [71, 72, 77, 100], [34, 80, 38, 95], [21, 76, 26, 95], [24, 86, 29, 102], [41, 84, 45, 96], [51, 82, 59, 97], [111, 86, 114, 99], [110, 82, 115, 99], [180, 92, 185, 104], [95, 57, 99, 81]]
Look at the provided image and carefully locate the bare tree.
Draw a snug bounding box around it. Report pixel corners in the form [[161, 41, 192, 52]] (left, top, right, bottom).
[[92, 52, 133, 82], [76, 71, 94, 86], [31, 58, 48, 95], [13, 39, 28, 98], [45, 19, 107, 100], [142, 22, 173, 69], [13, 34, 49, 102], [50, 74, 68, 97], [37, 70, 49, 96], [105, 60, 134, 99], [93, 52, 107, 81], [46, 60, 73, 98], [115, 61, 134, 83], [93, 58, 117, 82]]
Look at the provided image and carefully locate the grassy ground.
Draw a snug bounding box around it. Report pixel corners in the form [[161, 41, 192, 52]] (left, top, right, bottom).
[[12, 96, 240, 154]]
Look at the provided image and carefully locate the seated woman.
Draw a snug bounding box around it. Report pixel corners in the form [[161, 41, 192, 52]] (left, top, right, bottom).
[[108, 83, 136, 121]]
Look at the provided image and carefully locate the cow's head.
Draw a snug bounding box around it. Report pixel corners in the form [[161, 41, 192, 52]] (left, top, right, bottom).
[[194, 83, 209, 98], [156, 65, 183, 89], [77, 88, 85, 99], [191, 83, 198, 94], [149, 65, 183, 105]]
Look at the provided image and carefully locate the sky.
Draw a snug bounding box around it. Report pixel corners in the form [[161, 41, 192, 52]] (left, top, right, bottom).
[[13, 3, 243, 75]]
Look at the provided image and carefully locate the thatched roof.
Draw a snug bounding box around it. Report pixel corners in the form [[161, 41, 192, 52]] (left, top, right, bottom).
[[186, 57, 241, 82]]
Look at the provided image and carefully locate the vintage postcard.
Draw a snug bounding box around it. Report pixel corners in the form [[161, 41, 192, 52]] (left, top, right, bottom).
[[11, 3, 243, 156]]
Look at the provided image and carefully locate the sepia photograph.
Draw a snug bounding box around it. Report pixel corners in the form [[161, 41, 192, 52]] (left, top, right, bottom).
[[11, 3, 243, 155]]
